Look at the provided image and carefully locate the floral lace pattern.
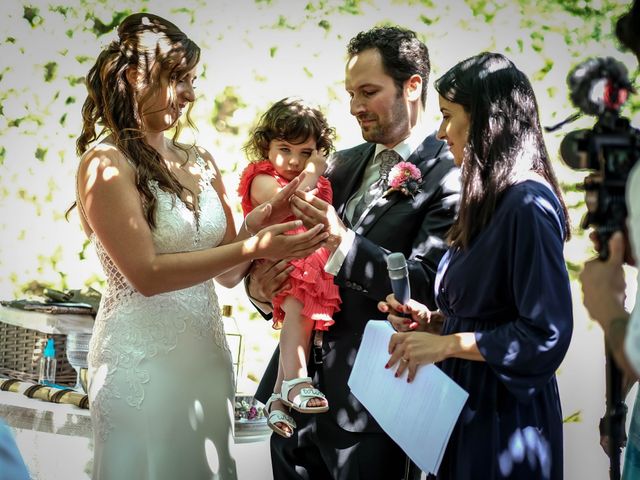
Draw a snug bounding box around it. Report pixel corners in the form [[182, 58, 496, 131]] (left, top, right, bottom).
[[88, 154, 230, 441]]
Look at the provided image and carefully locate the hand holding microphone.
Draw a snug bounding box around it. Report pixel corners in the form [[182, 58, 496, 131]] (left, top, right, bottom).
[[385, 252, 419, 330]]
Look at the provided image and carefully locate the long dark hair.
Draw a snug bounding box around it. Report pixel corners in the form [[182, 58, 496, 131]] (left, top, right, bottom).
[[243, 97, 335, 162], [435, 52, 570, 248], [72, 13, 200, 228]]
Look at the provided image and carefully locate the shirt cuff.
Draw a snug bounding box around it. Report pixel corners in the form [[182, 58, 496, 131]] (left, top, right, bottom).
[[324, 228, 356, 276], [243, 275, 273, 314]]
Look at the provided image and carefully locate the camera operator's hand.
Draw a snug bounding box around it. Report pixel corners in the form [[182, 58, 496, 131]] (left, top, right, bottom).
[[580, 232, 628, 327], [599, 413, 628, 458], [599, 373, 638, 457], [588, 229, 637, 266], [580, 231, 639, 378]]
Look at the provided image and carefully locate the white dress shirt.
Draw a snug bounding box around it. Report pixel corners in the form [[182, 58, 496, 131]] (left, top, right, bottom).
[[325, 124, 432, 276]]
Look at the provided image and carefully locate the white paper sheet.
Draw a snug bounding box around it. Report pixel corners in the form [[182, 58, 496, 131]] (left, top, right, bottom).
[[348, 320, 469, 476]]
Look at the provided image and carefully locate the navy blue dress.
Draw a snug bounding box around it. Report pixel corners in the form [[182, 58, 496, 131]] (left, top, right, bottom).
[[435, 180, 573, 480]]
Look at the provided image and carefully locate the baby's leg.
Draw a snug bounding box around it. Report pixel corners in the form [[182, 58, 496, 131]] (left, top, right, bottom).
[[265, 356, 294, 437], [280, 296, 327, 409]]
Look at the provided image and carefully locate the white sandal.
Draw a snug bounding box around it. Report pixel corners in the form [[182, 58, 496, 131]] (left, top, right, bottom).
[[281, 376, 329, 414], [265, 393, 296, 438]]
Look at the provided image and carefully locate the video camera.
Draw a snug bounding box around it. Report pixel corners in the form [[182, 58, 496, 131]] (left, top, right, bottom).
[[553, 56, 639, 259], [551, 55, 639, 480]]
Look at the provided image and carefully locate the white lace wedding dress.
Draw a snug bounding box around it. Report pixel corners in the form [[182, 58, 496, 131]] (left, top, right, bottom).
[[86, 156, 237, 480]]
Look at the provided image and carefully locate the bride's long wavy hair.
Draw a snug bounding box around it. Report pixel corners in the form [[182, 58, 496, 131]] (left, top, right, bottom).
[[71, 12, 201, 228]]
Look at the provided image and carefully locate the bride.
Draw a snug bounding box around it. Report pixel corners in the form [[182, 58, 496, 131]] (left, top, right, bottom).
[[73, 13, 327, 480]]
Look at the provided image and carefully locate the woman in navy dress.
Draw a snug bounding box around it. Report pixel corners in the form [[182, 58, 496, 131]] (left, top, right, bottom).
[[380, 52, 573, 479]]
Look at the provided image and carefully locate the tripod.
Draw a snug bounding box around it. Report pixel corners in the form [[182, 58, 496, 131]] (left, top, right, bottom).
[[603, 349, 628, 480]]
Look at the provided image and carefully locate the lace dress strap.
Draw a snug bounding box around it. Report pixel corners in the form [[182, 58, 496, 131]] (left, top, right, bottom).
[[193, 151, 216, 189]]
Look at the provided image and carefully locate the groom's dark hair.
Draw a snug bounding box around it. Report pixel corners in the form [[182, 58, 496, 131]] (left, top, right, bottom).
[[347, 26, 430, 107]]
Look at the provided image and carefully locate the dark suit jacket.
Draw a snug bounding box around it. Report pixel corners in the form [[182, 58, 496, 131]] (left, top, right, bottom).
[[256, 132, 460, 435]]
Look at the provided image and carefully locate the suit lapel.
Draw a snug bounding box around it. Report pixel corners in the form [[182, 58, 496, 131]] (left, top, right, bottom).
[[354, 133, 444, 236], [331, 144, 375, 221], [408, 132, 442, 171]]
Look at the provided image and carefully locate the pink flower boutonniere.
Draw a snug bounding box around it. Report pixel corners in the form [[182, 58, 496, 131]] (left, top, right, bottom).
[[384, 161, 422, 198]]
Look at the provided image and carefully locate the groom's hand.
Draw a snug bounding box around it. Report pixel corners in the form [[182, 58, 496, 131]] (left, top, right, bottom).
[[290, 190, 345, 254], [247, 259, 293, 304]]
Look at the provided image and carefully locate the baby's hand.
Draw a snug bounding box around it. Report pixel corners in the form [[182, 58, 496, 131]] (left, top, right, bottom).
[[306, 149, 327, 176]]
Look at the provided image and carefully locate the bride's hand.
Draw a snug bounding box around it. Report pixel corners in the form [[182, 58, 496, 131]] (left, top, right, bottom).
[[245, 173, 306, 232], [245, 219, 328, 261]]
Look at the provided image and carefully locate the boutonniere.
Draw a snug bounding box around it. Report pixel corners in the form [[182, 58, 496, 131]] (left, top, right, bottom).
[[384, 161, 422, 198]]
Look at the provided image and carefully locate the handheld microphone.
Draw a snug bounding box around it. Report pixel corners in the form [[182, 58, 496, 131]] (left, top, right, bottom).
[[386, 252, 410, 306], [387, 252, 420, 477]]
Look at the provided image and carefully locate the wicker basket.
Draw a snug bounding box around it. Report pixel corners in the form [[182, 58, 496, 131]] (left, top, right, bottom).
[[0, 322, 77, 386]]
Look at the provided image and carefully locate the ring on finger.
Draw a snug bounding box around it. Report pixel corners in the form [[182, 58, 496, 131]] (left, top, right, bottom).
[[401, 357, 409, 363]]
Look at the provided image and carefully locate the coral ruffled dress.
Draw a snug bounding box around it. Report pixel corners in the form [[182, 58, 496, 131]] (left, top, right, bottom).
[[238, 160, 341, 330]]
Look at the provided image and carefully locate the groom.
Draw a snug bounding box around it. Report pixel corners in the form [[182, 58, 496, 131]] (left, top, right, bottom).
[[251, 25, 460, 479]]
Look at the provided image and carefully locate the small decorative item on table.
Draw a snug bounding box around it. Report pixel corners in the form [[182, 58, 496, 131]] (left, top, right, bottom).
[[234, 394, 270, 443], [0, 320, 78, 387], [65, 332, 92, 393]]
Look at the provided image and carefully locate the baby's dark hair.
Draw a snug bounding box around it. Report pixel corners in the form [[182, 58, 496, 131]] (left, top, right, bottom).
[[244, 97, 335, 162]]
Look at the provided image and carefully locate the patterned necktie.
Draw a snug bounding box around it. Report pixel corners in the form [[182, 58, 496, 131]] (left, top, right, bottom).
[[351, 149, 402, 223]]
